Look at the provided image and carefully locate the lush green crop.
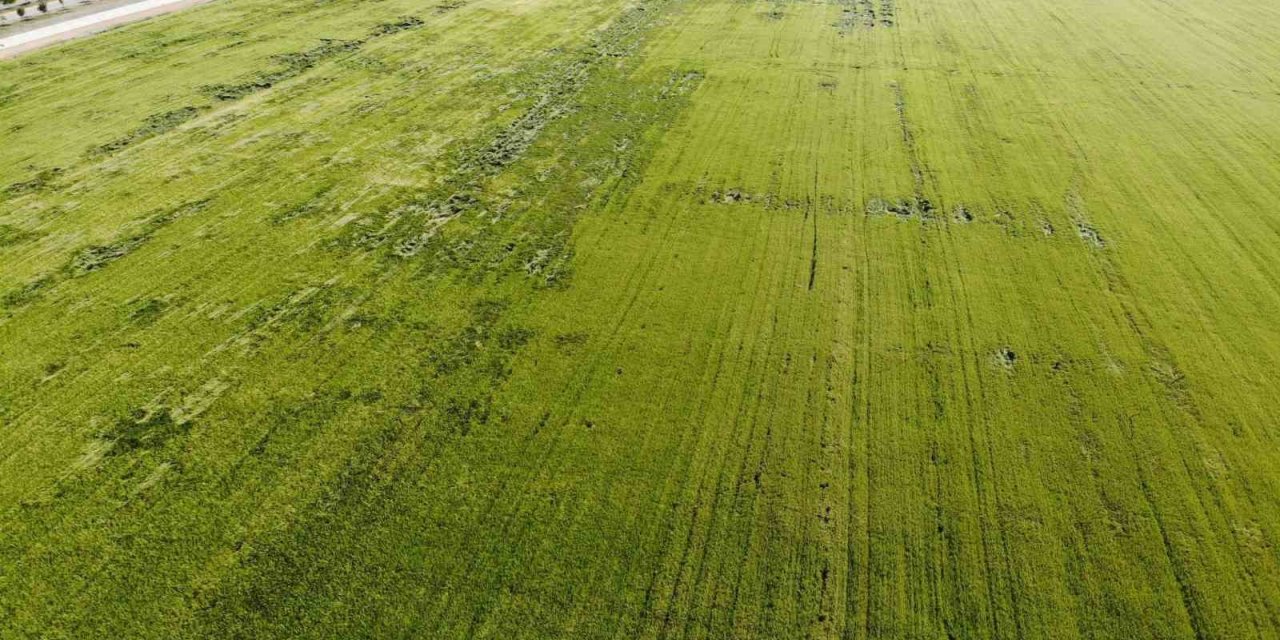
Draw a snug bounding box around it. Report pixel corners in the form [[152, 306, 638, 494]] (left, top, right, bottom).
[[2, 0, 1280, 636]]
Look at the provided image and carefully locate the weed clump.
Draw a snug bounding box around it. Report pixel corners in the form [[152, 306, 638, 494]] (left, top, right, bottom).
[[102, 407, 185, 455], [865, 196, 934, 219], [69, 199, 212, 276], [201, 39, 363, 101], [4, 167, 63, 196], [996, 347, 1017, 369], [1, 275, 52, 309], [94, 107, 202, 155], [0, 223, 40, 248], [369, 16, 424, 37], [128, 298, 170, 325], [553, 332, 589, 353], [201, 17, 424, 102], [70, 239, 146, 275], [0, 199, 211, 312], [713, 188, 751, 204], [271, 187, 335, 225], [1077, 222, 1106, 248]]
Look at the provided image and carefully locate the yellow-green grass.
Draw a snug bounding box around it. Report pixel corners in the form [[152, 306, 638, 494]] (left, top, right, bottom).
[[2, 0, 1280, 636]]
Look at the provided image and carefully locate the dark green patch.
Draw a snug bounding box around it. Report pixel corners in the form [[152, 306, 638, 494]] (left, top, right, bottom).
[[440, 396, 488, 435], [270, 186, 336, 224], [70, 239, 149, 276], [128, 298, 170, 326], [2, 275, 53, 308], [1, 199, 211, 311], [0, 223, 41, 248], [427, 298, 511, 376], [200, 16, 422, 103], [4, 167, 63, 196], [93, 107, 204, 155], [41, 361, 66, 380], [67, 199, 213, 277], [331, 5, 702, 285], [369, 16, 425, 37], [201, 39, 364, 102], [553, 331, 590, 352], [102, 407, 187, 455]]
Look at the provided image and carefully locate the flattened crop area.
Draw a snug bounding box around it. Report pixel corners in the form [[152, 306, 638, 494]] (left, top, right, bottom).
[[2, 0, 1280, 637]]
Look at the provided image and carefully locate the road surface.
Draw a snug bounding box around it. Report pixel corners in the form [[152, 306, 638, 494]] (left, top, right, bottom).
[[0, 0, 215, 59]]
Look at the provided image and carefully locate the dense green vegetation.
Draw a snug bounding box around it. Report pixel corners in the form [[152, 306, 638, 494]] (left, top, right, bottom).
[[3, 0, 1280, 636]]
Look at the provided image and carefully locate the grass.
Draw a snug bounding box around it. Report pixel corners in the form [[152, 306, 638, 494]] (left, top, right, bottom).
[[2, 0, 1280, 636]]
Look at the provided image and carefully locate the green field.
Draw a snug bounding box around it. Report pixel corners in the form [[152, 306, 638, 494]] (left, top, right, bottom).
[[2, 0, 1280, 636]]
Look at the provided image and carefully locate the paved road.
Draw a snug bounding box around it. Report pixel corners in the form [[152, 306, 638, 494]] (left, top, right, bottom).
[[0, 0, 215, 59]]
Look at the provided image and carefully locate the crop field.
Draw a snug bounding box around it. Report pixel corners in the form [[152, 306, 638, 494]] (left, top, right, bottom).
[[2, 0, 1280, 636]]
